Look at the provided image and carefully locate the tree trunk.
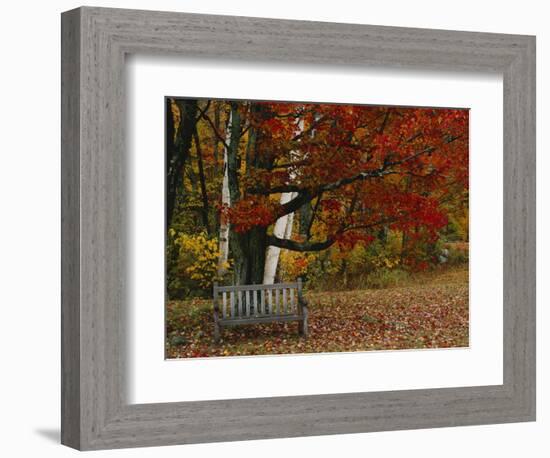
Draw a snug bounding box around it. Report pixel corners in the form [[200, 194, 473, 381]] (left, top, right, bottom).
[[263, 117, 303, 284], [227, 102, 280, 285], [212, 102, 220, 173], [165, 98, 176, 229], [284, 208, 295, 240], [227, 102, 270, 285], [225, 101, 252, 285], [193, 129, 211, 235], [400, 175, 413, 262], [263, 192, 296, 284], [166, 98, 198, 228], [232, 226, 268, 285], [299, 201, 313, 237], [217, 109, 232, 276]]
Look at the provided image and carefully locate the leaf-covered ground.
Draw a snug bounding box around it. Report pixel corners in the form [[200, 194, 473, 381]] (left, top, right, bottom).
[[166, 267, 469, 358]]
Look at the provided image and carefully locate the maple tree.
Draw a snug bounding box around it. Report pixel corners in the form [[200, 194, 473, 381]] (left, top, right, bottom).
[[166, 98, 468, 291]]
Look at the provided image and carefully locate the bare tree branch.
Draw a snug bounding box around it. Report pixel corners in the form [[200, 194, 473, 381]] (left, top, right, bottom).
[[196, 103, 231, 150]]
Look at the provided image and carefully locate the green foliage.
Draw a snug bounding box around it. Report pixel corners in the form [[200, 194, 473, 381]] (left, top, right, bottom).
[[362, 268, 410, 289], [442, 212, 469, 242], [444, 242, 470, 266], [279, 230, 408, 290], [277, 228, 470, 291], [355, 232, 403, 273]]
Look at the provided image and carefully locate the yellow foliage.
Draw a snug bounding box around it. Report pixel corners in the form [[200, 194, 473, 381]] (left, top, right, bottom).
[[450, 212, 469, 241], [173, 232, 230, 289], [279, 250, 311, 280], [170, 99, 181, 136]]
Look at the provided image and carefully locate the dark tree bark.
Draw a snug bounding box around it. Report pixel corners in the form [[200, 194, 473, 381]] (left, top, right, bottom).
[[165, 98, 177, 228], [266, 234, 336, 252], [226, 102, 242, 203], [232, 226, 268, 285], [400, 175, 413, 261], [166, 99, 198, 228], [226, 102, 246, 284], [298, 201, 313, 238], [227, 102, 274, 285], [212, 102, 221, 173], [267, 218, 394, 253], [193, 128, 211, 235]]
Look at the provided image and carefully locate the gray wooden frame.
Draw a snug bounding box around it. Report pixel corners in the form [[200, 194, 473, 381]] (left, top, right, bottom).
[[61, 6, 536, 451]]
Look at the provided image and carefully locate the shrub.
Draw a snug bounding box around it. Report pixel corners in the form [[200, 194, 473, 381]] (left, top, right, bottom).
[[166, 230, 231, 299], [278, 230, 408, 291], [363, 268, 410, 289], [444, 242, 469, 266]]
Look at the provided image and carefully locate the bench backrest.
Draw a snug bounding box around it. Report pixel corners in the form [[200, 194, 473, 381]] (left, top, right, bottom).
[[213, 280, 303, 319]]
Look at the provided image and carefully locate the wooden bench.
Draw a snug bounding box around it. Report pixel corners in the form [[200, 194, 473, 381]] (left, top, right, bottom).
[[213, 279, 309, 342]]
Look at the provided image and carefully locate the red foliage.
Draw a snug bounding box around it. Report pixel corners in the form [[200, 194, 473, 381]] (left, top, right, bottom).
[[225, 198, 275, 233], [225, 101, 468, 253], [335, 231, 375, 250]]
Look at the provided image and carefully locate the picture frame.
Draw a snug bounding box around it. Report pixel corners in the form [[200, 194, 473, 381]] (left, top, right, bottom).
[[61, 6, 535, 450]]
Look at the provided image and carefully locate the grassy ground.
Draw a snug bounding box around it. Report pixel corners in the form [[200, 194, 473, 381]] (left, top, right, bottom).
[[166, 266, 469, 358]]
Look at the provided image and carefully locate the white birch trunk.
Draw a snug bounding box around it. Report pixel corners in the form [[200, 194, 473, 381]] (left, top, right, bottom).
[[263, 191, 296, 284], [284, 205, 296, 239], [263, 116, 305, 284], [263, 115, 317, 283], [217, 112, 231, 276]]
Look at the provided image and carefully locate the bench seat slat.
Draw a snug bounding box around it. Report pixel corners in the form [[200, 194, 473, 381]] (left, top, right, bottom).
[[219, 314, 303, 327], [260, 289, 265, 315]]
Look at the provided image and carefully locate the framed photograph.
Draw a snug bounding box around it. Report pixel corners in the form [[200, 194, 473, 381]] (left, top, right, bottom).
[[61, 6, 535, 450], [164, 97, 471, 360]]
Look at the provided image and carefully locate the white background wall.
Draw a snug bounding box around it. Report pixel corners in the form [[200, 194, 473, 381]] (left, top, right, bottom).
[[0, 0, 546, 456]]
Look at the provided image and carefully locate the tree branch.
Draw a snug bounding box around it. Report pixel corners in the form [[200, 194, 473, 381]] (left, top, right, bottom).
[[196, 104, 231, 150], [266, 234, 336, 252], [253, 134, 463, 218], [267, 159, 311, 171], [306, 192, 323, 239], [291, 115, 328, 142], [267, 217, 395, 252]]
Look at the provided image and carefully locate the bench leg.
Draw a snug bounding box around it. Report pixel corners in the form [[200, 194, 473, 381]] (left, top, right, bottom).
[[213, 310, 221, 343], [214, 321, 221, 343], [300, 306, 309, 338]]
